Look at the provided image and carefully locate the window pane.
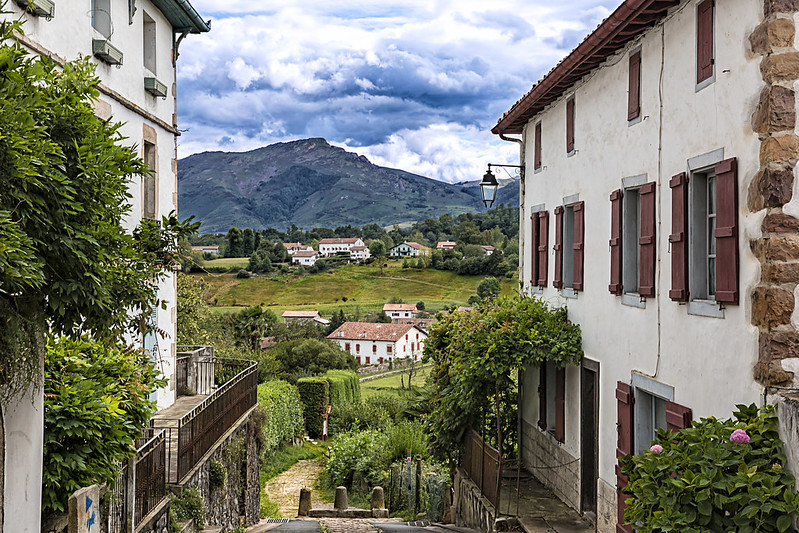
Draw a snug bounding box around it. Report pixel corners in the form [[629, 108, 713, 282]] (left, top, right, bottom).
[[709, 257, 716, 295]]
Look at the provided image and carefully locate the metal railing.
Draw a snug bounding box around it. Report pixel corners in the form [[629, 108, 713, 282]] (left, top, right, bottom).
[[134, 428, 167, 523], [176, 346, 216, 396], [152, 358, 257, 483], [106, 463, 128, 533], [462, 429, 501, 509]]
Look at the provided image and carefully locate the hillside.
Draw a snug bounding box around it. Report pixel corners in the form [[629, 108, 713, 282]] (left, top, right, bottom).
[[178, 138, 517, 233]]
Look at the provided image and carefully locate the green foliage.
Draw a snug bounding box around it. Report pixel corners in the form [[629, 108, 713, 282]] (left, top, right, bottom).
[[621, 404, 799, 532], [270, 338, 357, 383], [208, 460, 226, 490], [42, 336, 165, 512], [171, 488, 205, 529], [330, 395, 411, 435], [233, 305, 277, 350], [225, 227, 244, 257], [176, 273, 210, 345], [257, 380, 305, 453], [324, 369, 361, 408], [0, 20, 196, 400], [476, 277, 501, 301], [424, 295, 582, 465], [297, 377, 329, 437]]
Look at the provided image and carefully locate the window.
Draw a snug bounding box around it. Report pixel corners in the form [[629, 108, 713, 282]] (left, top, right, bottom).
[[531, 209, 548, 288], [609, 180, 655, 298], [411, 342, 415, 352], [356, 344, 360, 354], [634, 389, 667, 455], [534, 122, 542, 170], [387, 346, 392, 354], [365, 357, 370, 364], [142, 141, 157, 220], [538, 361, 565, 442], [696, 0, 714, 86], [670, 157, 738, 306], [372, 344, 377, 354], [91, 0, 112, 38], [143, 12, 156, 74], [356, 356, 361, 364], [566, 97, 575, 153], [628, 50, 641, 121], [553, 201, 584, 292], [345, 343, 350, 351]]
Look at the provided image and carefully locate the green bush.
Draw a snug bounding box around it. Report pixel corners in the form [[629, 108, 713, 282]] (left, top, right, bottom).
[[330, 395, 411, 435], [296, 377, 329, 438], [257, 380, 305, 453], [171, 488, 205, 529], [209, 460, 226, 490], [325, 429, 388, 487], [324, 369, 360, 408], [384, 420, 428, 464], [271, 338, 357, 383], [621, 404, 799, 532]]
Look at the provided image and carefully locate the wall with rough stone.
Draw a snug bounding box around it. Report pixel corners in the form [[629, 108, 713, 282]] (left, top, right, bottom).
[[136, 502, 170, 533], [519, 418, 581, 512], [178, 411, 260, 529], [453, 468, 496, 533]]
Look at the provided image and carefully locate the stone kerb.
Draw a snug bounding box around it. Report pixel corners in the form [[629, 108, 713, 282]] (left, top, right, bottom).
[[301, 486, 389, 519], [749, 1, 799, 388]]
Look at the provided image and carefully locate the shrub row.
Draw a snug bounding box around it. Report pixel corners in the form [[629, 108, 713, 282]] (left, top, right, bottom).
[[256, 380, 305, 454], [296, 377, 329, 438], [325, 369, 360, 408]]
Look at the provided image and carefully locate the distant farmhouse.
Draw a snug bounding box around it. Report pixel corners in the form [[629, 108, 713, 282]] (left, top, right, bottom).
[[391, 317, 437, 332], [319, 237, 365, 257], [291, 249, 319, 266], [328, 322, 427, 365], [191, 245, 220, 255], [481, 245, 496, 256], [383, 303, 418, 319], [283, 242, 314, 255], [349, 245, 371, 261], [436, 241, 456, 250], [390, 241, 425, 257], [282, 310, 329, 326]]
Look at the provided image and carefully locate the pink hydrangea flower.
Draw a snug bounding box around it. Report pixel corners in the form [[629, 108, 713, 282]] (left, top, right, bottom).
[[649, 444, 663, 454], [730, 429, 750, 444]]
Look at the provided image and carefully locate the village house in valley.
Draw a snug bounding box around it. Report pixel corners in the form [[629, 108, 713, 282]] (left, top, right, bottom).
[[328, 322, 427, 365], [283, 241, 314, 255], [318, 237, 365, 256], [436, 240, 457, 250], [282, 310, 330, 326], [291, 249, 320, 266], [487, 0, 799, 531], [0, 1, 210, 530], [390, 241, 425, 257], [383, 302, 418, 319]]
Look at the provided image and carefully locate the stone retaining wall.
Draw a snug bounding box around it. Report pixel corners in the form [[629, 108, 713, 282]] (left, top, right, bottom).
[[519, 418, 580, 512], [453, 467, 496, 533]]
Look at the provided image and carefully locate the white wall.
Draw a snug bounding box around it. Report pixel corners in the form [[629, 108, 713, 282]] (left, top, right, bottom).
[[518, 0, 763, 488]]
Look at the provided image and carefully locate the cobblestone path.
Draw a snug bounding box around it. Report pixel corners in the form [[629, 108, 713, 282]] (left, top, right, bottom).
[[265, 457, 332, 517]]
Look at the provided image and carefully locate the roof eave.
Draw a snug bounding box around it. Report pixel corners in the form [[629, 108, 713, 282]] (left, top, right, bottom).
[[152, 0, 211, 34]]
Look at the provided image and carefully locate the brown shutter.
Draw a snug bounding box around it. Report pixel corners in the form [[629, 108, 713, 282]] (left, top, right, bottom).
[[538, 211, 549, 287], [616, 382, 634, 533], [566, 98, 575, 153], [538, 365, 547, 430], [554, 367, 565, 443], [609, 189, 623, 294], [697, 0, 714, 83], [628, 51, 641, 121], [715, 157, 738, 304], [534, 122, 542, 170], [573, 201, 585, 291], [639, 182, 656, 298], [531, 212, 539, 287], [665, 401, 692, 432], [669, 172, 689, 302], [553, 206, 564, 289]]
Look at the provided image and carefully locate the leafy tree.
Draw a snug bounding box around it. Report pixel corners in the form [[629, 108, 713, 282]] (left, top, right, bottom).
[[368, 239, 387, 274], [388, 296, 405, 304], [453, 220, 484, 245], [270, 320, 325, 342], [362, 223, 385, 241], [270, 339, 357, 382], [248, 249, 273, 273], [416, 301, 425, 311], [232, 305, 278, 350], [242, 227, 255, 256], [477, 277, 501, 301], [176, 274, 211, 345], [225, 227, 244, 257], [326, 309, 347, 335], [0, 23, 194, 402]]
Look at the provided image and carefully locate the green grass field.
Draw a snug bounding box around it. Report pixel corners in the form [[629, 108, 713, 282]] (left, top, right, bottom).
[[201, 257, 250, 269], [360, 365, 432, 399], [196, 260, 517, 316]]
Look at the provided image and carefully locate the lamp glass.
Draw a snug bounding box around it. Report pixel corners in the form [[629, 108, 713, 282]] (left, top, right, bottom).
[[480, 169, 498, 208]]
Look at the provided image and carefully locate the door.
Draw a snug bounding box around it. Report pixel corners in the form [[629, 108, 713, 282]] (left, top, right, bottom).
[[580, 361, 598, 517]]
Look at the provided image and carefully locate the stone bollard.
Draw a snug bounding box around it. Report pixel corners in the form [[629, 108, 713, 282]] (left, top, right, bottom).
[[334, 486, 349, 510], [298, 488, 312, 516], [371, 486, 386, 510]]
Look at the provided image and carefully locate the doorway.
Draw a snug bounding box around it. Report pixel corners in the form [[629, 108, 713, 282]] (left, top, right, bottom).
[[580, 360, 599, 517]]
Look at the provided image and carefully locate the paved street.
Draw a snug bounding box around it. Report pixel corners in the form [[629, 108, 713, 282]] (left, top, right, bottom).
[[249, 518, 478, 533]]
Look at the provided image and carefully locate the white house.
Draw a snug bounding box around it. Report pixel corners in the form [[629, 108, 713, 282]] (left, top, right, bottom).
[[292, 249, 319, 266], [383, 303, 418, 319], [318, 237, 364, 256], [436, 241, 457, 250], [191, 245, 220, 255], [327, 322, 427, 365], [490, 0, 799, 531], [283, 242, 314, 255], [349, 245, 371, 260], [282, 310, 329, 326], [480, 245, 495, 256], [390, 241, 424, 257], [0, 1, 209, 530]]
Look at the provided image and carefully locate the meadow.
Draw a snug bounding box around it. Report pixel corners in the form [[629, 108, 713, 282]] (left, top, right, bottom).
[[360, 365, 432, 399]]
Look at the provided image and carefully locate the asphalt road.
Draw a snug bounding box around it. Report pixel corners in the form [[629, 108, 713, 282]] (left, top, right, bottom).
[[269, 521, 470, 533]]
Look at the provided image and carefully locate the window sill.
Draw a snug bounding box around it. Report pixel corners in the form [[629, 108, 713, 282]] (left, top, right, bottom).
[[627, 115, 642, 127], [687, 299, 724, 318], [530, 286, 543, 295], [695, 74, 715, 93], [534, 167, 543, 174], [560, 288, 578, 299], [567, 149, 577, 158], [621, 293, 646, 308]]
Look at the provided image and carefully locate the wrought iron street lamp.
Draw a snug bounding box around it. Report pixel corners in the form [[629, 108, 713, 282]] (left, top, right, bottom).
[[480, 163, 523, 208]]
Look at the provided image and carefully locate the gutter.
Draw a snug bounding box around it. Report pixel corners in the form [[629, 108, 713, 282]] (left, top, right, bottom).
[[172, 0, 211, 33]]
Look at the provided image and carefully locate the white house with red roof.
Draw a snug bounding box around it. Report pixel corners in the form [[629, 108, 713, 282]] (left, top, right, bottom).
[[488, 0, 797, 531], [436, 241, 457, 250], [291, 249, 319, 266], [390, 241, 424, 257], [383, 303, 418, 319], [328, 322, 426, 365], [318, 237, 364, 257], [283, 242, 314, 255], [282, 310, 329, 326]]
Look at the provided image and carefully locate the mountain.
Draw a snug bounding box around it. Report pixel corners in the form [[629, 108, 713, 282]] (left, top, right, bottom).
[[177, 138, 518, 233]]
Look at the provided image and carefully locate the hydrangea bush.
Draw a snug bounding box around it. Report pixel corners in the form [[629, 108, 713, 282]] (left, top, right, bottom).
[[620, 404, 799, 532]]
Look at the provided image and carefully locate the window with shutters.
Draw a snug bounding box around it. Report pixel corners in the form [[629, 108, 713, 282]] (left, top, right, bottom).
[[143, 141, 157, 220], [387, 346, 392, 354], [554, 199, 584, 295], [538, 361, 565, 443], [609, 178, 655, 305], [372, 344, 377, 353], [696, 0, 715, 89], [628, 49, 641, 123], [534, 122, 542, 171], [690, 169, 717, 300], [356, 344, 360, 353], [345, 343, 350, 351], [530, 206, 548, 292], [566, 97, 575, 154], [634, 389, 667, 455]]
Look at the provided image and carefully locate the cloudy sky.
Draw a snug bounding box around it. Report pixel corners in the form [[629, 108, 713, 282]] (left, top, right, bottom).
[[178, 1, 621, 183]]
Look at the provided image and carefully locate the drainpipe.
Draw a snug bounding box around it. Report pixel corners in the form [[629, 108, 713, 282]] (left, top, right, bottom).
[[498, 132, 525, 296]]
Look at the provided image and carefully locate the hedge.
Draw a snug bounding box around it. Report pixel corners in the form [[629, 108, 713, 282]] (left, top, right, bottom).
[[324, 369, 360, 408], [296, 377, 329, 438], [256, 380, 305, 453]]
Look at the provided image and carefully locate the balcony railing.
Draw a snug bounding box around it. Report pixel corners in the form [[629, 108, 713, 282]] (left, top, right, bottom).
[[462, 429, 501, 509]]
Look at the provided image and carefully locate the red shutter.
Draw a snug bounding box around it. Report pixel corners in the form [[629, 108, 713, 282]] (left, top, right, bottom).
[[538, 211, 549, 287], [566, 98, 575, 153], [639, 182, 656, 298], [697, 0, 714, 83], [538, 365, 547, 430], [531, 212, 540, 287], [609, 189, 623, 294], [665, 401, 692, 432], [553, 206, 564, 289], [669, 173, 689, 301], [628, 51, 641, 121], [534, 122, 542, 170], [554, 367, 566, 442], [616, 382, 634, 533], [573, 201, 585, 291], [715, 157, 738, 304]]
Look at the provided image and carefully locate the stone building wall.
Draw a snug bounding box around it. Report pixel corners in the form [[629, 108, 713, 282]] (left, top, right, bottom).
[[519, 419, 581, 512]]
